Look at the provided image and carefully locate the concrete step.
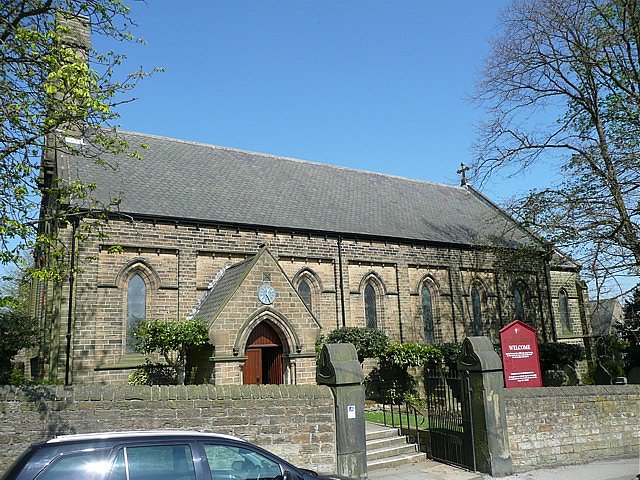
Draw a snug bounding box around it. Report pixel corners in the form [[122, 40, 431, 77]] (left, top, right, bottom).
[[366, 428, 400, 442], [365, 422, 426, 470], [366, 442, 418, 461], [365, 423, 402, 441], [366, 434, 413, 452], [367, 451, 427, 471]]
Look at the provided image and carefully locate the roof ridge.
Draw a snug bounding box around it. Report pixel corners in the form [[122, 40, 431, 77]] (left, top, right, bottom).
[[115, 129, 465, 190]]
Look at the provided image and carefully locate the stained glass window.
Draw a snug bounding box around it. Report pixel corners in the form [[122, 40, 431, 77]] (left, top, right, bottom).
[[298, 278, 312, 312], [472, 286, 483, 336], [559, 289, 572, 332], [126, 274, 146, 353], [422, 286, 435, 343], [364, 283, 377, 329]]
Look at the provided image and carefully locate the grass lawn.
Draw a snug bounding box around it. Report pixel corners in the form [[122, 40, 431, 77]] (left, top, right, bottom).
[[365, 410, 428, 429]]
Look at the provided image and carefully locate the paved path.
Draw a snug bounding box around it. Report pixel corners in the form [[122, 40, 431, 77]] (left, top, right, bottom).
[[368, 459, 482, 480], [368, 458, 639, 480], [484, 458, 639, 480]]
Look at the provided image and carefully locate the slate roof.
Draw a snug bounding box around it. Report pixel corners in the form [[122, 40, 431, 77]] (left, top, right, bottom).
[[191, 256, 256, 321], [589, 298, 624, 337], [61, 130, 541, 248]]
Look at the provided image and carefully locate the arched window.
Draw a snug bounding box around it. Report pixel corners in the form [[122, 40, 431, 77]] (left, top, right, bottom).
[[558, 289, 572, 333], [514, 284, 526, 322], [421, 286, 435, 343], [364, 283, 378, 329], [126, 274, 146, 353], [298, 278, 312, 312], [471, 286, 483, 336]]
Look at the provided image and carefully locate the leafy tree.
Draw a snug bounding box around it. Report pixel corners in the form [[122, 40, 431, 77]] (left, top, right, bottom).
[[0, 260, 32, 312], [0, 310, 38, 383], [321, 327, 389, 363], [472, 0, 640, 293], [129, 318, 209, 385], [0, 1, 155, 288], [619, 286, 640, 369], [0, 263, 37, 384]]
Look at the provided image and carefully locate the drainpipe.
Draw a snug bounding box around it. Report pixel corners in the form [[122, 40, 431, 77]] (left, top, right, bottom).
[[447, 266, 458, 343], [337, 236, 346, 327], [395, 265, 404, 342], [543, 247, 557, 342], [176, 248, 180, 318], [64, 217, 78, 386]]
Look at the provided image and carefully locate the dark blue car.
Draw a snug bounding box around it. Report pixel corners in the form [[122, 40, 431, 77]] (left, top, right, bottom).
[[1, 431, 353, 480]]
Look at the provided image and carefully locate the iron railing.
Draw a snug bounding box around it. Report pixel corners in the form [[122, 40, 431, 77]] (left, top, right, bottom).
[[375, 363, 476, 471]]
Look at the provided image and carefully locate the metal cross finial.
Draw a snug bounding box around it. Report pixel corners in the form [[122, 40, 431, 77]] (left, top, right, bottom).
[[457, 162, 470, 186]]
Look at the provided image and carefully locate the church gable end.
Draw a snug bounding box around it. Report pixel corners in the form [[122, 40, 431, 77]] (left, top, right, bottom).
[[204, 247, 320, 386]]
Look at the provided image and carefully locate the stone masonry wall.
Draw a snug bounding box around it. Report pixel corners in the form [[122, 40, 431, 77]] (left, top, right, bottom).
[[0, 384, 336, 475], [504, 385, 640, 471], [34, 218, 587, 384]]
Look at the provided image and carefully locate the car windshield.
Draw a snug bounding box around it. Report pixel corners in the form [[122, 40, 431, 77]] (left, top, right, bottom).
[[0, 447, 38, 480]]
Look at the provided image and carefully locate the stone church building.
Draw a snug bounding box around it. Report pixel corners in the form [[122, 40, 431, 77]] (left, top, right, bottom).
[[31, 130, 592, 386]]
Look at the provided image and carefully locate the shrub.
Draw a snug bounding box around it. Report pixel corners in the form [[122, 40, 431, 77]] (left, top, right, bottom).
[[435, 342, 462, 367], [128, 369, 150, 386], [321, 327, 389, 363], [127, 363, 176, 386], [0, 310, 38, 383], [538, 342, 585, 370], [384, 342, 442, 369], [129, 318, 209, 385]]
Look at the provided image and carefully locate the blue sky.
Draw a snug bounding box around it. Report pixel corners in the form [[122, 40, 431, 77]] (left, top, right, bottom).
[[98, 0, 532, 200]]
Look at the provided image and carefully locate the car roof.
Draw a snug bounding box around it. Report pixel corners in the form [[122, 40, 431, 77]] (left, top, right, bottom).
[[46, 430, 244, 444]]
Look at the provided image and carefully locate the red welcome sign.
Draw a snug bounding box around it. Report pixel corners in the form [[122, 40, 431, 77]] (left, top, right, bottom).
[[499, 320, 542, 388]]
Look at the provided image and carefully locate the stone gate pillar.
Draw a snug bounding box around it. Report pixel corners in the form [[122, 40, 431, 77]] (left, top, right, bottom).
[[458, 336, 513, 477], [317, 343, 367, 480]]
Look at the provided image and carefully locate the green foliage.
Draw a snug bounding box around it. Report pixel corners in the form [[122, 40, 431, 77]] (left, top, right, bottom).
[[365, 362, 416, 403], [321, 327, 389, 363], [127, 363, 176, 386], [402, 392, 426, 410], [435, 342, 463, 367], [1, 261, 33, 314], [622, 287, 640, 332], [129, 318, 209, 385], [127, 369, 149, 386], [0, 1, 156, 279], [0, 309, 38, 383], [8, 364, 26, 386], [473, 0, 640, 286], [594, 333, 629, 378], [538, 342, 585, 370], [600, 360, 625, 379], [384, 342, 442, 369]]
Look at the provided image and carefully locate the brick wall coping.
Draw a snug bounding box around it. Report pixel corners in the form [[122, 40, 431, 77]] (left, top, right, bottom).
[[0, 384, 333, 403], [504, 384, 640, 399]]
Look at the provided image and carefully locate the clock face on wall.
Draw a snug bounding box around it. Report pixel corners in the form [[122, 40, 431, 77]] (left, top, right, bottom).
[[258, 284, 276, 305]]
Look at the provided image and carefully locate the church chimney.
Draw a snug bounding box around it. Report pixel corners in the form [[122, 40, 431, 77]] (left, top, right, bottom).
[[39, 12, 91, 204], [50, 11, 91, 140]]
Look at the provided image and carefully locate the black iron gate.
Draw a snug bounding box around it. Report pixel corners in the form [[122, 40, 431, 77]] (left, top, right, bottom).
[[377, 363, 476, 471], [423, 364, 475, 470]]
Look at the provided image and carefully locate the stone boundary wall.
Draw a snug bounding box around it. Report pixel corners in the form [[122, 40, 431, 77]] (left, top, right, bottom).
[[504, 385, 640, 471], [0, 384, 336, 475]]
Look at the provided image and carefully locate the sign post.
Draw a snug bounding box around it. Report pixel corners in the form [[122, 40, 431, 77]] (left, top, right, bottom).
[[499, 320, 542, 388]]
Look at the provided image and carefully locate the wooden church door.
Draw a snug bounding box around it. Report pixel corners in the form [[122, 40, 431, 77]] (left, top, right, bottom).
[[242, 322, 283, 385]]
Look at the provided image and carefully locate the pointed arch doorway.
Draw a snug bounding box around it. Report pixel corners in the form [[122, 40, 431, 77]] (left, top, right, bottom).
[[242, 321, 284, 385]]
